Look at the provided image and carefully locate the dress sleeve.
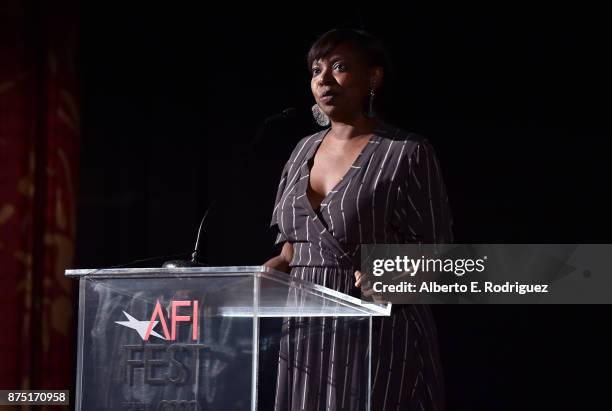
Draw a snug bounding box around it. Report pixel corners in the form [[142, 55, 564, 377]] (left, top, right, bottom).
[[396, 138, 454, 244], [270, 160, 290, 250]]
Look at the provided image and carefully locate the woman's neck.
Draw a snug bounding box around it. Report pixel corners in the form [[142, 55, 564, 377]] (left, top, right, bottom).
[[329, 115, 379, 141]]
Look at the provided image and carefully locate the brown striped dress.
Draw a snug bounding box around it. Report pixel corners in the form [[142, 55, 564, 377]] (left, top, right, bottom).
[[271, 122, 453, 411]]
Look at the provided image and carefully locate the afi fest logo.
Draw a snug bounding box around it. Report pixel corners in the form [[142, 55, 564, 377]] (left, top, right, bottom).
[[116, 300, 200, 341]]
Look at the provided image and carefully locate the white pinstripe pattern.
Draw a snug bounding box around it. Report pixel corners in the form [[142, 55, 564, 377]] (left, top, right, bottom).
[[307, 218, 313, 267], [406, 190, 424, 223], [275, 348, 283, 409], [382, 314, 397, 410], [288, 134, 318, 179], [339, 177, 352, 243], [356, 153, 376, 244], [279, 185, 290, 236], [271, 174, 286, 216], [372, 318, 385, 391], [287, 316, 293, 402], [272, 142, 323, 244], [301, 316, 313, 411], [423, 144, 437, 243], [326, 317, 338, 411], [292, 195, 297, 239], [411, 314, 423, 337], [297, 242, 303, 265], [316, 268, 329, 411], [372, 139, 394, 242], [340, 316, 351, 409], [319, 237, 325, 266], [272, 127, 450, 411], [411, 370, 423, 400], [396, 318, 410, 410], [272, 133, 319, 216], [385, 140, 407, 241], [412, 165, 422, 190], [316, 319, 326, 411], [327, 199, 335, 235], [292, 316, 303, 401]]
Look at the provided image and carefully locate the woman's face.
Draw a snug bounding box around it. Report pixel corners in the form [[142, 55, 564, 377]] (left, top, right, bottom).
[[310, 43, 380, 122]]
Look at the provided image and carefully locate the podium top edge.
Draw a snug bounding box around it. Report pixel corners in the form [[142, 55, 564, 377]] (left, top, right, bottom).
[[65, 265, 392, 316], [65, 265, 276, 277]]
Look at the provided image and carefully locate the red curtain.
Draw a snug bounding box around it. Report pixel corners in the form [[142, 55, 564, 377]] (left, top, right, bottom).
[[0, 0, 79, 405]]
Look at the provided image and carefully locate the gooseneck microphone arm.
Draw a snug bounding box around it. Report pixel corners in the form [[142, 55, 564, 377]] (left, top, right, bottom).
[[190, 204, 212, 264], [163, 107, 296, 268]]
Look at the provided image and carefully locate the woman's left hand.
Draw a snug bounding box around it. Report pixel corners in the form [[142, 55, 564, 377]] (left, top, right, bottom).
[[354, 270, 373, 291], [354, 270, 365, 287], [355, 270, 384, 301]]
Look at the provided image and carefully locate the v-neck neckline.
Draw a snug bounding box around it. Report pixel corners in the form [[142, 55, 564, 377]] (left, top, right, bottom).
[[302, 127, 383, 216]]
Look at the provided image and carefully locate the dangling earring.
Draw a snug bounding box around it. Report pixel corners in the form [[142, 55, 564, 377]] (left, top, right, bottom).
[[366, 88, 376, 118], [311, 104, 330, 127]]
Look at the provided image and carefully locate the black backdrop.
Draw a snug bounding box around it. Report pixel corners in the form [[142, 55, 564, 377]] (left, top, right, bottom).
[[78, 3, 611, 410]]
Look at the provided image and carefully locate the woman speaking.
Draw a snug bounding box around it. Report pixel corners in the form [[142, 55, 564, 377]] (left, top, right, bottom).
[[264, 29, 453, 411]]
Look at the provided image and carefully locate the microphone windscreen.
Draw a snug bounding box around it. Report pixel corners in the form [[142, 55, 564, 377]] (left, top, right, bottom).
[[282, 107, 297, 119]]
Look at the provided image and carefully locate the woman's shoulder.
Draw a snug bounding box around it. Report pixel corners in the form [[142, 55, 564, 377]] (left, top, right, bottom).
[[285, 129, 326, 164], [374, 122, 432, 157]]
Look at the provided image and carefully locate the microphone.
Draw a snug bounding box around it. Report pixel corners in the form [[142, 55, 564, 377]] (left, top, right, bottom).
[[265, 107, 297, 123], [249, 107, 296, 149], [162, 107, 296, 268]]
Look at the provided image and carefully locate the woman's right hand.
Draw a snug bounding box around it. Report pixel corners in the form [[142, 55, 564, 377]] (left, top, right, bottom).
[[263, 242, 294, 273]]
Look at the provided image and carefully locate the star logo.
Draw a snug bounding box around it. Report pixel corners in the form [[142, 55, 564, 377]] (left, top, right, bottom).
[[115, 311, 166, 340]]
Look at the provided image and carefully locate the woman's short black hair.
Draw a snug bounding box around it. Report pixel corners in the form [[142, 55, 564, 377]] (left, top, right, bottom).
[[307, 29, 390, 72], [307, 29, 395, 118]]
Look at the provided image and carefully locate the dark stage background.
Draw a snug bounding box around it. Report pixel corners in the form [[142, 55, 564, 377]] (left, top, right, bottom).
[[75, 3, 611, 410]]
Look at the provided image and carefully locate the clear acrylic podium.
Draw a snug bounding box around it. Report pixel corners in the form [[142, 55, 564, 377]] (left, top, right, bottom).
[[66, 266, 390, 411]]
